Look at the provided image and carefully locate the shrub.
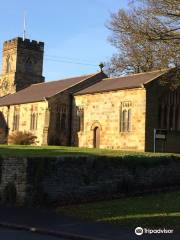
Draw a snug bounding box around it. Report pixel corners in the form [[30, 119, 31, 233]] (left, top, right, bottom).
[[8, 131, 37, 145]]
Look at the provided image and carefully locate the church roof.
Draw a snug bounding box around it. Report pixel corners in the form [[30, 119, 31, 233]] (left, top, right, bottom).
[[0, 73, 97, 106], [75, 69, 169, 95]]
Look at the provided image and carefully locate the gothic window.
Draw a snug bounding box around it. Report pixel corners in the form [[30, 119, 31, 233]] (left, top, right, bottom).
[[25, 57, 33, 73], [120, 101, 132, 132], [61, 113, 66, 130], [158, 105, 162, 128], [77, 107, 84, 132], [6, 55, 11, 73], [56, 104, 67, 132], [30, 113, 38, 130], [127, 109, 132, 131], [169, 105, 174, 130], [13, 108, 20, 131], [158, 91, 180, 131], [0, 111, 7, 129], [163, 106, 167, 129], [175, 106, 179, 130], [122, 109, 127, 132]]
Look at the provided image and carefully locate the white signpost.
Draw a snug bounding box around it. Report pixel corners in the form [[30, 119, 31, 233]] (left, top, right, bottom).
[[154, 129, 167, 153]]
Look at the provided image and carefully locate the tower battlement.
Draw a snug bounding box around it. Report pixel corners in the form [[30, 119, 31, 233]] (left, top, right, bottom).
[[0, 36, 44, 96], [3, 37, 44, 51]]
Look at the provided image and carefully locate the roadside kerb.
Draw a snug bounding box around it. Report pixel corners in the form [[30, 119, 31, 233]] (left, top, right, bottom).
[[0, 222, 107, 240]]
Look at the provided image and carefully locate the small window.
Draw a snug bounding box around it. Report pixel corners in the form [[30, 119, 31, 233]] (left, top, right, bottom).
[[77, 107, 84, 132], [127, 109, 132, 131], [13, 109, 20, 131], [6, 55, 11, 73], [30, 113, 38, 130], [120, 101, 132, 132], [56, 104, 67, 132], [175, 106, 179, 131], [122, 109, 127, 132], [60, 113, 66, 130], [158, 91, 180, 131]]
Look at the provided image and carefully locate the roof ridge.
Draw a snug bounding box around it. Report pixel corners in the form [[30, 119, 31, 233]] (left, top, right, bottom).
[[31, 72, 98, 86], [0, 72, 102, 106], [104, 68, 170, 81], [47, 72, 101, 98]]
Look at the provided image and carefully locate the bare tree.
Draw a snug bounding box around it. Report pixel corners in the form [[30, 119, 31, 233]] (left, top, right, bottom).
[[106, 0, 179, 76], [139, 0, 180, 41]]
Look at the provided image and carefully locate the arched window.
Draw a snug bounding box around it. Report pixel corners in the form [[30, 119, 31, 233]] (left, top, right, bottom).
[[159, 91, 180, 131], [158, 105, 162, 128], [6, 55, 11, 73], [122, 110, 127, 132], [56, 104, 67, 132], [175, 106, 179, 131], [120, 101, 132, 132], [169, 105, 174, 130], [127, 109, 132, 131], [77, 107, 84, 132], [163, 106, 167, 129], [0, 111, 7, 129], [13, 109, 20, 131], [30, 113, 38, 130], [93, 126, 100, 148], [60, 113, 66, 130]]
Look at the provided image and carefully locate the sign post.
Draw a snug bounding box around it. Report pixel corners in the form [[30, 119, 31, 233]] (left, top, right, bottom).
[[154, 128, 156, 153], [154, 129, 167, 153]]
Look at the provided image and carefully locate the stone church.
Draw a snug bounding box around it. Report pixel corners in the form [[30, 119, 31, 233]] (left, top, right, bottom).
[[0, 37, 179, 152]]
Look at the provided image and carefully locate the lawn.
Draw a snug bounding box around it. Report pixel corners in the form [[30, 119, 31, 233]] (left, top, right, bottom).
[[57, 191, 180, 228], [0, 144, 179, 157], [0, 144, 134, 157]]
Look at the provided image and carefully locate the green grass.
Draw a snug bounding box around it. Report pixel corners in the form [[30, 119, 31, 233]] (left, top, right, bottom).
[[0, 144, 179, 157], [57, 191, 180, 228]]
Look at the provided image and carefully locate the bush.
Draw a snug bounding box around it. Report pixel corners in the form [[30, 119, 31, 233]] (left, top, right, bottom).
[[8, 131, 37, 145]]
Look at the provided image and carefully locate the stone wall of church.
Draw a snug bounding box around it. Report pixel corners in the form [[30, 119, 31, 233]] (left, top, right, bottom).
[[47, 72, 107, 146], [72, 88, 146, 151], [145, 78, 180, 153], [47, 93, 71, 146], [0, 101, 48, 145]]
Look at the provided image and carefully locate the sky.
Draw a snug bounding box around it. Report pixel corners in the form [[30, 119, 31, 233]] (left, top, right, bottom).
[[0, 0, 128, 81]]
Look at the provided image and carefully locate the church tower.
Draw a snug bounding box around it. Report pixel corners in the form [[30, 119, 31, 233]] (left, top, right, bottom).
[[0, 37, 44, 97]]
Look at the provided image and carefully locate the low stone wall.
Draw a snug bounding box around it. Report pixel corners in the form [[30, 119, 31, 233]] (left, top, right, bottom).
[[0, 157, 27, 204], [0, 154, 180, 205]]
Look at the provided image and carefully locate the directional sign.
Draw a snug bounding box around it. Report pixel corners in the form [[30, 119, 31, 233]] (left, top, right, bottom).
[[154, 129, 167, 152]]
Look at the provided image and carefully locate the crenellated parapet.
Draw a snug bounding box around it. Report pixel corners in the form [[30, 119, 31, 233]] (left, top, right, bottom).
[[3, 37, 44, 52]]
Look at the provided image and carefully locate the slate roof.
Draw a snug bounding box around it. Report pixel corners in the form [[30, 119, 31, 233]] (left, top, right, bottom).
[[0, 73, 95, 106], [75, 69, 169, 95]]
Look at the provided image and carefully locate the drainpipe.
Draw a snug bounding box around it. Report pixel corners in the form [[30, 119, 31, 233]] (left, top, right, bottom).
[[68, 94, 73, 146], [6, 105, 10, 143], [42, 97, 50, 145]]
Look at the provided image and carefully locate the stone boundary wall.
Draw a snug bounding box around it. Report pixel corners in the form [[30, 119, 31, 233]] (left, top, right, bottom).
[[0, 157, 27, 204], [0, 155, 180, 205]]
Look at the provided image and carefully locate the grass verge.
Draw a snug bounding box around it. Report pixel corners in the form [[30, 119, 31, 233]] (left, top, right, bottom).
[[57, 191, 180, 228], [0, 144, 179, 157]]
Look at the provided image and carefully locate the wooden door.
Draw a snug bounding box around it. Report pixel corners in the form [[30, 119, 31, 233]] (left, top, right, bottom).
[[93, 127, 100, 148]]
